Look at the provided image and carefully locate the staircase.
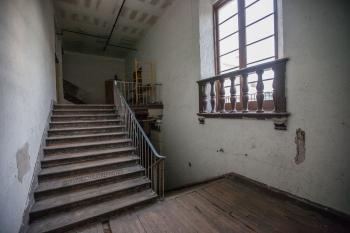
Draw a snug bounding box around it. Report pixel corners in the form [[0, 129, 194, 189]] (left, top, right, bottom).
[[27, 103, 162, 233]]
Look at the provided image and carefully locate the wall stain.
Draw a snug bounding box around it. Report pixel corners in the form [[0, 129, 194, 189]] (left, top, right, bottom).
[[294, 129, 306, 165], [16, 143, 31, 183]]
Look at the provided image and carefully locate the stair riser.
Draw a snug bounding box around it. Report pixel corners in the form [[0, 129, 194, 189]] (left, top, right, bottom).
[[51, 115, 118, 121], [53, 110, 116, 115], [30, 183, 150, 222], [34, 170, 145, 201], [33, 196, 156, 233], [41, 151, 134, 168], [54, 106, 115, 110], [50, 121, 122, 129], [46, 134, 127, 146], [38, 160, 139, 181], [44, 142, 131, 155], [48, 127, 125, 137]]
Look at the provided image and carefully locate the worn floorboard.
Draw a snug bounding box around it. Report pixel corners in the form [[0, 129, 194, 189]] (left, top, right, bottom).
[[72, 177, 349, 233]]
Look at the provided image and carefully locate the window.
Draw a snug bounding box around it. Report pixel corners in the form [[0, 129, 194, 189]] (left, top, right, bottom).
[[214, 0, 278, 107]]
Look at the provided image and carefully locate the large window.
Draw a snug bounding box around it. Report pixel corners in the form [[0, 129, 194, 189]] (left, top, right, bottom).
[[214, 0, 277, 73], [214, 0, 278, 106]]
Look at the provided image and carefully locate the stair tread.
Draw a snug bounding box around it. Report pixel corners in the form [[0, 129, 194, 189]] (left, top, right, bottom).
[[31, 177, 150, 214], [48, 125, 125, 132], [29, 189, 156, 233], [52, 114, 118, 117], [54, 104, 114, 107], [40, 155, 139, 176], [36, 165, 144, 193], [50, 119, 122, 124], [42, 147, 136, 162], [47, 132, 127, 140], [44, 139, 131, 150], [53, 109, 115, 112]]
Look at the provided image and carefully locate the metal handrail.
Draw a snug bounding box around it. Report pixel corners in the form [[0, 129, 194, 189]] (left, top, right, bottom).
[[113, 81, 165, 198]]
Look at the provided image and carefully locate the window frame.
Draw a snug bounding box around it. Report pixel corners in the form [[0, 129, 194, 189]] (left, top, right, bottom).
[[213, 0, 279, 75]]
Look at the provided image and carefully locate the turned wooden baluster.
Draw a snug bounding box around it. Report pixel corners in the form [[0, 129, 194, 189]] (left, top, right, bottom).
[[210, 80, 216, 113], [201, 83, 208, 113], [272, 62, 287, 113], [256, 70, 264, 113], [230, 76, 237, 112], [242, 73, 249, 113], [219, 79, 226, 113]]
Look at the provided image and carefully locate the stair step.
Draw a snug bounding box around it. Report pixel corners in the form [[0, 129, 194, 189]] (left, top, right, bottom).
[[50, 119, 122, 128], [44, 139, 131, 155], [46, 132, 128, 146], [48, 125, 125, 136], [39, 155, 139, 179], [41, 147, 136, 168], [30, 177, 151, 221], [28, 189, 157, 233], [54, 104, 115, 110], [35, 165, 145, 200], [53, 109, 116, 116], [51, 114, 118, 122]]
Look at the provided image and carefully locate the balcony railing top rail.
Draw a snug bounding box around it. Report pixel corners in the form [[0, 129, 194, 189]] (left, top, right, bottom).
[[197, 58, 289, 129], [114, 81, 165, 197], [197, 58, 288, 84]]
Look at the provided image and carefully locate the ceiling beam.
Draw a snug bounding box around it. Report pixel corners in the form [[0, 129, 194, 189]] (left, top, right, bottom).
[[62, 29, 107, 39], [56, 29, 137, 51], [103, 0, 127, 51]]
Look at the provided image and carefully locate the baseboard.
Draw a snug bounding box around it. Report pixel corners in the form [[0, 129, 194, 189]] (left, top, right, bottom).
[[226, 172, 350, 222], [19, 100, 55, 233]]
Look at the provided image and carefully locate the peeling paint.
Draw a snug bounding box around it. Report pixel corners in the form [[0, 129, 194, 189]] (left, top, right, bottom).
[[295, 129, 306, 164], [16, 143, 31, 183]]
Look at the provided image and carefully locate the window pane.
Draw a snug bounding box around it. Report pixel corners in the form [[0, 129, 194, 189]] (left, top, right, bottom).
[[219, 33, 239, 55], [263, 69, 274, 80], [246, 14, 274, 44], [247, 36, 275, 64], [219, 50, 239, 73], [247, 57, 275, 67], [246, 0, 274, 25], [218, 0, 238, 23], [247, 72, 257, 83], [224, 78, 240, 103], [264, 79, 273, 92], [246, 72, 274, 101], [245, 0, 258, 7], [219, 16, 238, 39]]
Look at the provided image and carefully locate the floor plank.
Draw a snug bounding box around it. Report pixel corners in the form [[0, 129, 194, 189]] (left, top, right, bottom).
[[106, 177, 350, 233]]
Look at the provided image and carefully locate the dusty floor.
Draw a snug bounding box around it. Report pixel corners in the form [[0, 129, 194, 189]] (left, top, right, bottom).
[[71, 176, 350, 233]]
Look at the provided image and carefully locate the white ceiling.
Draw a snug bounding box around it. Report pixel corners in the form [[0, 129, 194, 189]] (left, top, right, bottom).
[[54, 0, 175, 58]]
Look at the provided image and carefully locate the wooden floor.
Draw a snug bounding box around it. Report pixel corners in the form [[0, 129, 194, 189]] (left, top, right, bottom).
[[71, 176, 350, 233]]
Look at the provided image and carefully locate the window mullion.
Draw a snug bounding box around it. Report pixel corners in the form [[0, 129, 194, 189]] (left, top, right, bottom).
[[238, 0, 247, 68], [238, 0, 247, 103]]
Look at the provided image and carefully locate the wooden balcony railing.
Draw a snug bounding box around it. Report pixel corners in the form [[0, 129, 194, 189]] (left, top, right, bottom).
[[197, 58, 289, 129], [116, 81, 162, 107]]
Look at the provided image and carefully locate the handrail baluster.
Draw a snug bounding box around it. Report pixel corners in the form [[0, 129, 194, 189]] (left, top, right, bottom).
[[114, 81, 165, 198]]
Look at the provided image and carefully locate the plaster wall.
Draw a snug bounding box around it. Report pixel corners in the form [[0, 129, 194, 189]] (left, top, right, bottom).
[[131, 0, 350, 214], [0, 0, 56, 232], [62, 51, 126, 104]]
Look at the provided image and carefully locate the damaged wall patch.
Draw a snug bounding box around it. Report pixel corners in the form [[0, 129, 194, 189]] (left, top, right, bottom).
[[16, 143, 31, 183], [295, 128, 306, 164]]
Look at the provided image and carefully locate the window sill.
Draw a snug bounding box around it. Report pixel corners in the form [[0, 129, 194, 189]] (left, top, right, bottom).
[[197, 112, 290, 130]]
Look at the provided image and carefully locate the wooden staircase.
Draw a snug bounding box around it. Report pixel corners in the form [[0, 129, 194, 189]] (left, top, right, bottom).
[[27, 104, 158, 233]]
